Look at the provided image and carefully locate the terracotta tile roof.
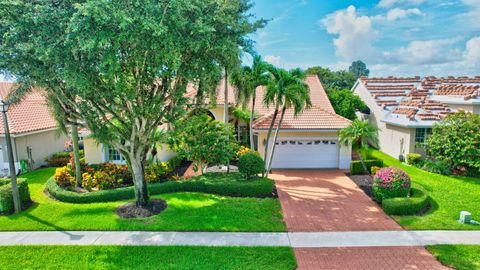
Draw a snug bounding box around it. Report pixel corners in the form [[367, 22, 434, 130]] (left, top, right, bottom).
[[435, 85, 479, 100], [364, 84, 415, 91], [392, 108, 418, 120], [361, 76, 421, 83], [0, 82, 57, 135], [252, 105, 351, 130]]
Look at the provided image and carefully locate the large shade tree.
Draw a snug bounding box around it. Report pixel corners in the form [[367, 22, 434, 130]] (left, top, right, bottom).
[[0, 0, 264, 207]]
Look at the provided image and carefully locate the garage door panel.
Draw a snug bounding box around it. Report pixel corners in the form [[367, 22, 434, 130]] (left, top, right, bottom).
[[270, 139, 339, 169]]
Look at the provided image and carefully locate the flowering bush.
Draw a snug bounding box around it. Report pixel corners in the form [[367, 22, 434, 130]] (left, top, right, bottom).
[[81, 172, 97, 191], [372, 167, 411, 202], [236, 146, 253, 158], [54, 167, 75, 188]]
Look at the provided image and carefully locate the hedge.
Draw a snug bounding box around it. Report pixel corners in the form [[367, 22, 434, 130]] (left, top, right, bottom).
[[0, 178, 31, 214], [350, 159, 384, 175], [46, 173, 275, 203], [381, 184, 429, 215]]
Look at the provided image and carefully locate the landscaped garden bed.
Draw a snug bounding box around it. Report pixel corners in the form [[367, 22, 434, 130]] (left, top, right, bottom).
[[0, 246, 296, 270], [370, 150, 480, 230], [0, 168, 286, 232]]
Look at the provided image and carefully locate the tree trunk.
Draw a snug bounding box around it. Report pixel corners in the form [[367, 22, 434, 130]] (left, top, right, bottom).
[[129, 157, 149, 207], [266, 106, 286, 177], [249, 94, 256, 151], [262, 106, 279, 177], [358, 149, 369, 174], [224, 68, 230, 174], [71, 123, 82, 188]]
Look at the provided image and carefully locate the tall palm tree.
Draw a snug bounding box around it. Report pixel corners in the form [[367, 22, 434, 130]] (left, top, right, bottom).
[[230, 56, 270, 151], [263, 68, 311, 176], [339, 119, 379, 173]]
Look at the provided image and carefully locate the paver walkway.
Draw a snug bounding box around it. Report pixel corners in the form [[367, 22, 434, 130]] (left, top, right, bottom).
[[271, 169, 449, 270]]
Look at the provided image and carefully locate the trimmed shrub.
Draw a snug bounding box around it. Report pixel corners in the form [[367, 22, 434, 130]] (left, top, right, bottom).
[[46, 173, 275, 203], [145, 162, 171, 183], [406, 153, 423, 166], [372, 167, 411, 202], [238, 152, 265, 179], [94, 171, 117, 190], [0, 178, 31, 214], [350, 160, 383, 175], [45, 152, 71, 167], [382, 184, 429, 215]]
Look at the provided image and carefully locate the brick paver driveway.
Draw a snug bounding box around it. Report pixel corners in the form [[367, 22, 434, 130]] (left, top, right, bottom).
[[271, 170, 448, 270]]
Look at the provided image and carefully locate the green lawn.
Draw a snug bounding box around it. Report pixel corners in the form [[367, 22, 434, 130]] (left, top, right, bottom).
[[0, 168, 286, 231], [0, 246, 296, 270], [371, 150, 480, 230], [427, 245, 480, 270]]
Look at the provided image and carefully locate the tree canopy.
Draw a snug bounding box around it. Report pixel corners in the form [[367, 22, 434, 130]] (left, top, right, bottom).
[[349, 60, 370, 78], [0, 0, 265, 206]]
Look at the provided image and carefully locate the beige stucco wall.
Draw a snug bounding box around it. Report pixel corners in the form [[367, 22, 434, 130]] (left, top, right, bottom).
[[209, 107, 225, 121], [84, 137, 176, 164], [255, 130, 351, 169], [354, 82, 417, 159], [0, 130, 67, 174]]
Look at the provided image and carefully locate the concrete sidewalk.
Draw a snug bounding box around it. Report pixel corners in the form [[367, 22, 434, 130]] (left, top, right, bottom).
[[1, 230, 480, 247]]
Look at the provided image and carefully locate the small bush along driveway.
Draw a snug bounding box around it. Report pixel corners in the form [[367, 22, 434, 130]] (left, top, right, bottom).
[[0, 168, 286, 232], [371, 150, 480, 230]]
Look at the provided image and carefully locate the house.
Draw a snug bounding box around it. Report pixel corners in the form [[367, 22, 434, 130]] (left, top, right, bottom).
[[0, 82, 68, 175], [352, 76, 480, 159], [84, 75, 352, 170]]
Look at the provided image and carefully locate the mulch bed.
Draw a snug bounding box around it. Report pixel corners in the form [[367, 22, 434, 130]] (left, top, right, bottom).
[[115, 199, 167, 219], [348, 174, 374, 198]]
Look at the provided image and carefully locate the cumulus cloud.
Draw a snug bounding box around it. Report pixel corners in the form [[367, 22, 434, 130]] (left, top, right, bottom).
[[321, 6, 378, 61], [264, 55, 282, 66], [464, 36, 480, 66], [385, 8, 423, 20], [378, 0, 426, 8], [384, 38, 463, 64]]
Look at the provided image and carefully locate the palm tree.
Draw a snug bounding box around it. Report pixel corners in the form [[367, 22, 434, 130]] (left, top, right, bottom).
[[263, 68, 312, 176], [339, 120, 379, 173], [230, 56, 270, 151]]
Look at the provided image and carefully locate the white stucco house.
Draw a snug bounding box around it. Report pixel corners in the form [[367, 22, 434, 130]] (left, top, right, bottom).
[[84, 75, 353, 170], [352, 76, 480, 159], [0, 82, 68, 175]]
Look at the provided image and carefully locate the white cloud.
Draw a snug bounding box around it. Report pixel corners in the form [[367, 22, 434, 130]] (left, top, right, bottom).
[[385, 8, 423, 20], [321, 6, 378, 62], [378, 0, 426, 8], [462, 0, 480, 27], [385, 38, 463, 64], [464, 36, 480, 66], [264, 55, 282, 66]]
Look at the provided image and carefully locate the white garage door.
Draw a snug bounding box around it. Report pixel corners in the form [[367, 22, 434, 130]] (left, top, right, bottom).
[[270, 138, 339, 169]]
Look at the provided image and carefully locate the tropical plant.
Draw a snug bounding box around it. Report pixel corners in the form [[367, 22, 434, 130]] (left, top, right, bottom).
[[263, 68, 311, 176], [0, 0, 264, 207], [426, 112, 480, 174], [339, 120, 379, 174], [168, 115, 237, 174], [230, 56, 271, 151], [327, 89, 369, 121], [372, 167, 411, 202]]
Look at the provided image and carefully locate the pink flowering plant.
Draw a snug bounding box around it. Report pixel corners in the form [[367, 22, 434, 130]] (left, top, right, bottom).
[[372, 167, 411, 202]]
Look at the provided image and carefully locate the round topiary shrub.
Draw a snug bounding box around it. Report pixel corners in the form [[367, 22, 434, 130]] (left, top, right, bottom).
[[372, 167, 411, 202], [238, 152, 265, 179]]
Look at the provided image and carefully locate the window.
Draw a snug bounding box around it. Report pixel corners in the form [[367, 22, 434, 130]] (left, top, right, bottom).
[[415, 128, 432, 144], [106, 146, 125, 163]]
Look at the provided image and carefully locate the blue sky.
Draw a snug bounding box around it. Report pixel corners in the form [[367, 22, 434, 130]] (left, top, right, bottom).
[[248, 0, 480, 76]]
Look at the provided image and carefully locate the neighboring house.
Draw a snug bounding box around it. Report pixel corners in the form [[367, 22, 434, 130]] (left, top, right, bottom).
[[352, 76, 480, 159], [84, 75, 352, 170], [0, 82, 68, 176]]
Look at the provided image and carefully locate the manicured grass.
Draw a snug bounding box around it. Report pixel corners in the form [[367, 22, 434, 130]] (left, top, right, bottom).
[[371, 150, 480, 230], [427, 245, 480, 270], [0, 246, 297, 270], [0, 168, 286, 232]]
